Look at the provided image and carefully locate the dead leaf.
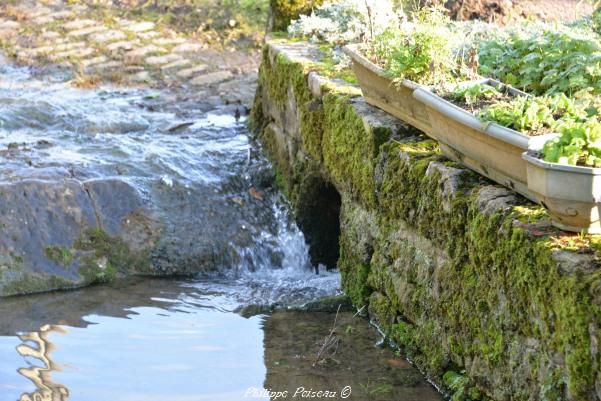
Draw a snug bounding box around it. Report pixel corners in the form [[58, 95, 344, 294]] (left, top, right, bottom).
[[249, 187, 263, 201], [386, 358, 410, 368]]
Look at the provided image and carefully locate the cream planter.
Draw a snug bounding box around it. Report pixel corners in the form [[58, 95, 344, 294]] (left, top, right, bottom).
[[523, 153, 601, 233], [413, 83, 556, 202], [343, 44, 431, 133]]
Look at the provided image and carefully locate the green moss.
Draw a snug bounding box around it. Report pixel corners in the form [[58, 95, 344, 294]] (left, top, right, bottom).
[[74, 228, 149, 284], [44, 246, 73, 268], [253, 40, 601, 400], [391, 321, 416, 349], [340, 260, 370, 308], [321, 94, 393, 208], [1, 273, 75, 297], [269, 0, 325, 31], [443, 371, 487, 401]]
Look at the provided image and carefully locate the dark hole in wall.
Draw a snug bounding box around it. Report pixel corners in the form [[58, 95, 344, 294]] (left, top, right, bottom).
[[295, 173, 341, 270]]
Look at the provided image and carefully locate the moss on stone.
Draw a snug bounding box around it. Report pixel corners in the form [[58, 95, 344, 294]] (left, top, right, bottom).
[[0, 273, 75, 297], [321, 94, 393, 208], [370, 140, 601, 399], [253, 39, 601, 400], [443, 371, 488, 401], [44, 246, 74, 268], [74, 228, 149, 284]]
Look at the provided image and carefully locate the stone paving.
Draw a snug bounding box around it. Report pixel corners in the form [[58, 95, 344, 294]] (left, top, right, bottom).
[[0, 0, 261, 104]]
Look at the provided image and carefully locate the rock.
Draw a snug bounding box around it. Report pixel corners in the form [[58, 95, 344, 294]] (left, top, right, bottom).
[[161, 59, 191, 71], [129, 71, 151, 82], [107, 40, 137, 52], [145, 54, 180, 66], [137, 31, 159, 40], [124, 45, 167, 64], [154, 37, 186, 46], [81, 55, 108, 68], [0, 20, 21, 30], [190, 70, 233, 86], [68, 25, 107, 38], [91, 30, 126, 44], [302, 294, 354, 312], [124, 21, 155, 33], [475, 185, 518, 216], [172, 43, 204, 54], [63, 19, 96, 31], [50, 47, 95, 61], [87, 60, 121, 73], [0, 178, 162, 296], [425, 161, 468, 213], [0, 180, 99, 295], [176, 64, 208, 79]]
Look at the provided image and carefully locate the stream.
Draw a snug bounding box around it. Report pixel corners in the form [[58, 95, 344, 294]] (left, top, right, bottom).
[[0, 61, 443, 401]]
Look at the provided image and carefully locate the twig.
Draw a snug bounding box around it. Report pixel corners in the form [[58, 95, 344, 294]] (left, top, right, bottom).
[[313, 304, 342, 366]]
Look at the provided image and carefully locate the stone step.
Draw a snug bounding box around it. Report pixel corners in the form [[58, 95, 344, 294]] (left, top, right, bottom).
[[63, 19, 95, 31], [124, 21, 155, 33], [0, 20, 20, 30], [124, 45, 167, 64], [86, 60, 121, 73], [154, 37, 186, 46], [91, 30, 126, 44], [161, 58, 191, 71], [50, 47, 95, 61], [69, 25, 107, 38], [147, 54, 182, 67], [137, 31, 159, 40], [106, 40, 137, 52], [176, 64, 209, 79], [190, 70, 233, 86], [81, 55, 108, 68], [172, 43, 204, 54]]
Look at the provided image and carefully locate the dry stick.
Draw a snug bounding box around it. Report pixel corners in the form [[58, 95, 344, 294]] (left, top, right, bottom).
[[313, 304, 342, 366]]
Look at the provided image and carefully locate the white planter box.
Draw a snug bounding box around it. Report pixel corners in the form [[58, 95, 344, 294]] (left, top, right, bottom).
[[343, 44, 431, 133], [524, 153, 601, 233], [414, 81, 556, 202]]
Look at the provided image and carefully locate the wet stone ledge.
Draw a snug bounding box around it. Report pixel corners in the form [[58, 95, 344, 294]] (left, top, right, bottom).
[[249, 39, 601, 401]]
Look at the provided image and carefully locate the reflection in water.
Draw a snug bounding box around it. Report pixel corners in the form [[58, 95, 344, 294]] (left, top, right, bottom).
[[16, 325, 69, 401], [0, 279, 443, 401]]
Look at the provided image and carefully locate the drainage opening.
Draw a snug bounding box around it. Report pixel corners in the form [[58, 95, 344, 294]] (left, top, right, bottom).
[[295, 173, 341, 270]]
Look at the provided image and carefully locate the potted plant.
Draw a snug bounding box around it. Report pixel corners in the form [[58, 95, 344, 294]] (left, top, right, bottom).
[[523, 121, 601, 233], [413, 80, 557, 201], [343, 44, 431, 132], [343, 7, 465, 134]]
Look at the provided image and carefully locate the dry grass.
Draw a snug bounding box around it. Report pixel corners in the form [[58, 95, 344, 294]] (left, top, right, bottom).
[[71, 73, 101, 88]]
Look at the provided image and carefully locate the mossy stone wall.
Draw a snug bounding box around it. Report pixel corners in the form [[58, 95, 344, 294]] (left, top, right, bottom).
[[250, 40, 601, 401]]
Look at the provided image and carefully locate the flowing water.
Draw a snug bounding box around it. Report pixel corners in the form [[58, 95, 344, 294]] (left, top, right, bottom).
[[0, 62, 443, 401]]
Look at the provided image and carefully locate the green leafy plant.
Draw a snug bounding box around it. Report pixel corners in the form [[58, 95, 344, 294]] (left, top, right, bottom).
[[479, 96, 557, 133], [542, 121, 601, 167], [369, 7, 463, 85], [478, 28, 601, 96], [478, 94, 599, 134], [443, 371, 483, 401], [449, 83, 502, 105]]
